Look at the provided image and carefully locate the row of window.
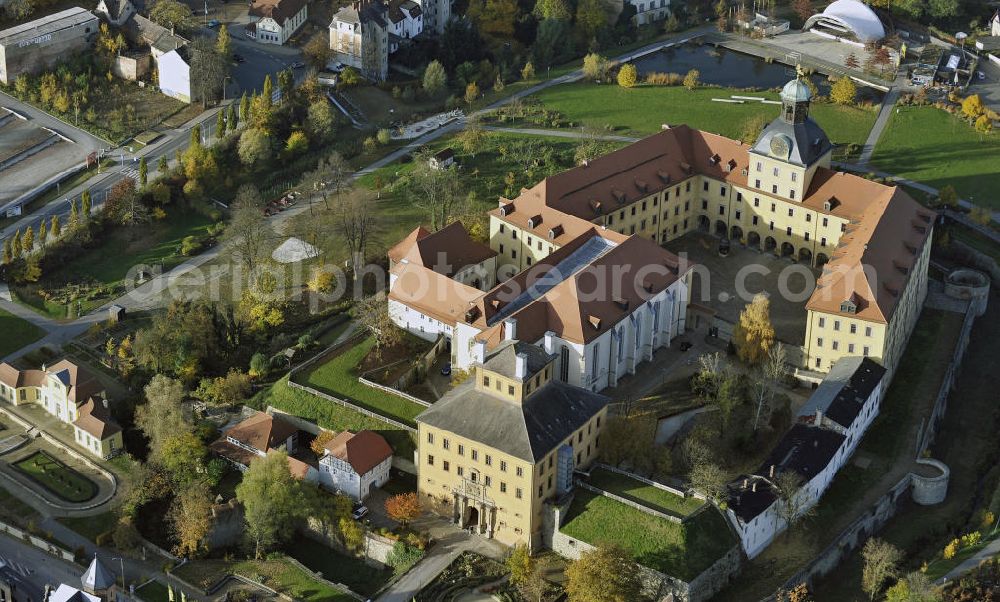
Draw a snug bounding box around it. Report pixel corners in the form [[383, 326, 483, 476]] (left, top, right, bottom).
[[814, 339, 871, 356], [426, 433, 525, 475], [817, 317, 873, 336]]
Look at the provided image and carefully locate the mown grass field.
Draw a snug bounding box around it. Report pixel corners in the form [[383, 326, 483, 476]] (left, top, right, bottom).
[[0, 308, 44, 357], [587, 467, 704, 519], [13, 451, 98, 503], [871, 105, 1000, 209], [560, 489, 735, 581], [529, 83, 877, 153]]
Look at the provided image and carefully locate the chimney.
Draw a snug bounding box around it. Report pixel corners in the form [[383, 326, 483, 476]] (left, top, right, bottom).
[[503, 317, 517, 341], [815, 408, 823, 425], [473, 340, 486, 364], [515, 353, 528, 379], [752, 481, 757, 493], [544, 331, 556, 354], [742, 478, 748, 490], [769, 465, 775, 479]]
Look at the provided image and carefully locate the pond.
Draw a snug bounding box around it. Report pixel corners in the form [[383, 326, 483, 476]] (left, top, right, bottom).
[[632, 43, 884, 101]]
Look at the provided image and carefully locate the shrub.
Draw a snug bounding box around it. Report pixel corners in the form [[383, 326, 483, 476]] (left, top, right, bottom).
[[385, 541, 423, 573], [180, 236, 202, 256]]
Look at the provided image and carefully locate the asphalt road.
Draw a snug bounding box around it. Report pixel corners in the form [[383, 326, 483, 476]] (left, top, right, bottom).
[[0, 533, 82, 593]]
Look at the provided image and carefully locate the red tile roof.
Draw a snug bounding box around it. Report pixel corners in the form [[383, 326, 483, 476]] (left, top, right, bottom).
[[324, 430, 392, 475]]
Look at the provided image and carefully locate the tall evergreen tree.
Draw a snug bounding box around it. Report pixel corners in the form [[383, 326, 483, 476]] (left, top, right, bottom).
[[50, 215, 61, 239], [217, 108, 227, 137], [82, 190, 92, 222], [38, 220, 47, 249], [20, 227, 33, 255], [239, 92, 250, 124], [228, 103, 237, 130], [138, 156, 148, 187], [190, 124, 202, 148], [2, 239, 11, 265], [10, 230, 21, 259], [69, 198, 79, 229], [158, 154, 169, 175]]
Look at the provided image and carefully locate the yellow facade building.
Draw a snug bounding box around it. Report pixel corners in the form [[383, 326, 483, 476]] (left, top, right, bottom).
[[416, 341, 609, 550], [487, 73, 932, 377]]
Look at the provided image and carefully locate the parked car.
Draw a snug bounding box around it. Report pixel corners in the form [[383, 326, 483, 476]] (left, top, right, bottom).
[[207, 19, 220, 28], [352, 505, 369, 520], [440, 363, 452, 376], [232, 53, 245, 63], [290, 61, 305, 69]]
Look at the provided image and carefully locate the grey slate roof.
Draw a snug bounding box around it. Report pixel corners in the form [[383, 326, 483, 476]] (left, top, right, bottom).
[[81, 554, 115, 591], [750, 115, 832, 167], [0, 7, 97, 47], [416, 380, 609, 463], [482, 341, 554, 381], [797, 356, 885, 430]]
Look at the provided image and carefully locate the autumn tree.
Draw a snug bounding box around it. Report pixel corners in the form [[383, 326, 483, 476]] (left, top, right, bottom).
[[159, 431, 207, 485], [236, 450, 304, 559], [733, 293, 775, 364], [791, 0, 813, 23], [776, 583, 814, 602], [861, 538, 903, 601], [845, 53, 860, 70], [883, 572, 938, 602], [137, 375, 189, 463], [20, 227, 33, 255], [961, 94, 985, 119], [565, 544, 642, 602], [575, 0, 608, 41], [521, 61, 536, 80], [937, 185, 958, 207], [169, 480, 214, 557], [216, 23, 232, 58], [970, 205, 992, 226], [149, 0, 193, 32], [683, 68, 700, 90], [303, 32, 332, 68], [384, 492, 422, 527], [105, 178, 150, 228], [830, 76, 857, 105], [689, 459, 728, 504], [423, 60, 447, 96], [195, 369, 252, 408], [507, 544, 534, 586], [464, 82, 480, 107], [616, 63, 637, 88], [310, 431, 335, 456], [238, 128, 272, 166], [582, 53, 610, 81]]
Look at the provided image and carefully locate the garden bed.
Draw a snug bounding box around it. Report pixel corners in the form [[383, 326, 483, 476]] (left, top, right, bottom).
[[12, 451, 99, 503], [586, 467, 704, 519]]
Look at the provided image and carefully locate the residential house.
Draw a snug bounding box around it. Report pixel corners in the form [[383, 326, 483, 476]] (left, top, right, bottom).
[[329, 0, 391, 82], [94, 0, 135, 26], [417, 340, 609, 550], [726, 356, 886, 557], [248, 0, 308, 45], [0, 360, 123, 459], [211, 411, 318, 481], [318, 430, 393, 501], [428, 147, 454, 170], [627, 0, 670, 25], [125, 15, 191, 102]]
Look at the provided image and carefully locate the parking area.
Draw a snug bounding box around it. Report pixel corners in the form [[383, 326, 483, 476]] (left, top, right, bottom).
[[664, 231, 815, 346], [967, 57, 1000, 112]]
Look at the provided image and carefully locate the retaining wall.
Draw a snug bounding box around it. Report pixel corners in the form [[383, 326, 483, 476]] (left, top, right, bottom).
[[0, 519, 75, 562]]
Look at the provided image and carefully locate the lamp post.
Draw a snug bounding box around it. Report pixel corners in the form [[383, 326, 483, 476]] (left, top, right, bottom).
[[112, 557, 126, 592]]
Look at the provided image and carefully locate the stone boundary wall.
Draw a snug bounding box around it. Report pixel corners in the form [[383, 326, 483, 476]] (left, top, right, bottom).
[[0, 519, 75, 562], [282, 555, 366, 601], [575, 481, 683, 524], [594, 462, 699, 499], [357, 377, 432, 408], [303, 516, 396, 566], [761, 297, 982, 599]]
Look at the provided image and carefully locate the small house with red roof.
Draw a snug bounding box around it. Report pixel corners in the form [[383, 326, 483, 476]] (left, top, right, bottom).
[[318, 430, 392, 501], [212, 411, 318, 482]]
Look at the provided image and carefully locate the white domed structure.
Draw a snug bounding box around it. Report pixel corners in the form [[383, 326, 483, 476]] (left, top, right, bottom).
[[781, 78, 812, 103], [803, 0, 886, 43]]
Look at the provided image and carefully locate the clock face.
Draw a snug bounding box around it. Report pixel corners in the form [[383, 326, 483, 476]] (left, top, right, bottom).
[[770, 135, 791, 159]]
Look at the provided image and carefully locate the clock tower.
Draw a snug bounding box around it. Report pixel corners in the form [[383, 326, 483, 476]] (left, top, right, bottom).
[[749, 67, 833, 202]]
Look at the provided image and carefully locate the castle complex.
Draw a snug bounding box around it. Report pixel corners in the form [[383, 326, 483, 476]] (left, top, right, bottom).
[[389, 71, 933, 550]]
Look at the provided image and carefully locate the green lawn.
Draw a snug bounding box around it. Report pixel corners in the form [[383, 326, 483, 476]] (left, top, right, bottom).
[[299, 337, 428, 427], [285, 538, 392, 597], [0, 308, 44, 357], [172, 557, 355, 602], [529, 83, 876, 154], [587, 468, 704, 519], [871, 105, 1000, 209], [134, 580, 170, 602], [13, 451, 99, 503], [256, 375, 416, 460], [57, 511, 117, 542], [560, 489, 735, 581], [0, 487, 39, 523]]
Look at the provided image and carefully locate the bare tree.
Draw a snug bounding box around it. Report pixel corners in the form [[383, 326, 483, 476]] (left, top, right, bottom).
[[861, 538, 903, 601], [404, 149, 461, 231], [773, 471, 815, 534], [189, 36, 228, 107], [353, 293, 402, 360], [225, 184, 270, 278], [689, 459, 728, 504], [336, 193, 377, 281], [751, 342, 788, 432]]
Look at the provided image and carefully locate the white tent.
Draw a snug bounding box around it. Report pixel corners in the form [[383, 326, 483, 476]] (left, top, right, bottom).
[[803, 0, 886, 43]]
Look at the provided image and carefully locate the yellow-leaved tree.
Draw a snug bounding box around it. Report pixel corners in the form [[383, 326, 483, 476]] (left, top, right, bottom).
[[732, 293, 775, 364]]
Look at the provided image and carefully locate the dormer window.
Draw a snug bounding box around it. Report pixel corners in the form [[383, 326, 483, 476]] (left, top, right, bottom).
[[840, 299, 857, 314], [548, 225, 564, 239], [657, 170, 671, 183], [528, 215, 542, 228], [588, 315, 601, 330], [500, 203, 515, 216], [589, 200, 601, 214], [709, 153, 720, 165], [612, 189, 626, 204]]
